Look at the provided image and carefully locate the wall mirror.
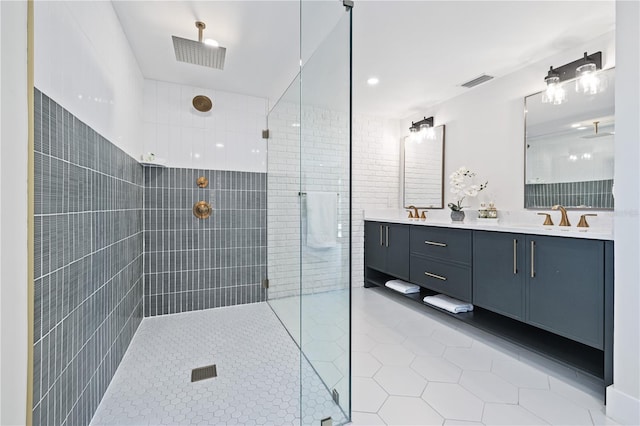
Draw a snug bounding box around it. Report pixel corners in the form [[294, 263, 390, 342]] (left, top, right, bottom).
[[404, 124, 445, 208], [525, 67, 615, 209]]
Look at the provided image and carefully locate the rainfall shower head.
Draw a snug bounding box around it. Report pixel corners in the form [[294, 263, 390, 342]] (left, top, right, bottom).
[[172, 21, 226, 70], [580, 121, 615, 139]]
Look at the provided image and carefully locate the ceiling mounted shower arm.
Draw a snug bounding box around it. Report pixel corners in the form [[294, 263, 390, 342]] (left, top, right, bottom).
[[195, 21, 206, 43], [343, 0, 354, 11]]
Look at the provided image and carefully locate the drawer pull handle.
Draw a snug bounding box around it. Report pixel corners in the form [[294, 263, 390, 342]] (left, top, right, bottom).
[[380, 225, 384, 246], [385, 226, 389, 247], [424, 241, 447, 247], [424, 271, 447, 281]]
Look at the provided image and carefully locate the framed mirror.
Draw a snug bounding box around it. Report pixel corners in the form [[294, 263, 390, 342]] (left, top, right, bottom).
[[404, 124, 445, 208], [524, 67, 614, 209]]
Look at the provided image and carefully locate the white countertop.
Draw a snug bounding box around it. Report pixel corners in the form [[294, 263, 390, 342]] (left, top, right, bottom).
[[364, 210, 614, 241]]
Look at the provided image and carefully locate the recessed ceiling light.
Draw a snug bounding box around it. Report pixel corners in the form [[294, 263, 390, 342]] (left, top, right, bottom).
[[367, 77, 379, 86], [291, 123, 300, 127], [216, 143, 224, 148], [576, 126, 588, 130], [204, 38, 219, 47], [571, 123, 582, 128]]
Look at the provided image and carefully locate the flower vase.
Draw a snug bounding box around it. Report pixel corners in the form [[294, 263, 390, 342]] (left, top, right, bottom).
[[451, 210, 465, 222]]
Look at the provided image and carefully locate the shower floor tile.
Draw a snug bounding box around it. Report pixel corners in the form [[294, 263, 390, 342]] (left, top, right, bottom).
[[90, 302, 346, 426]]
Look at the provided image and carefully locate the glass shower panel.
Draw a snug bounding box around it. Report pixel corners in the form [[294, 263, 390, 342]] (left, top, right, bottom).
[[266, 75, 302, 343], [268, 1, 351, 423], [300, 9, 352, 423]]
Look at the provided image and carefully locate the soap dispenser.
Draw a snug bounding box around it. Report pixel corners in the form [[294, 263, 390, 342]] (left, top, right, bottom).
[[478, 203, 488, 218], [486, 202, 498, 219]]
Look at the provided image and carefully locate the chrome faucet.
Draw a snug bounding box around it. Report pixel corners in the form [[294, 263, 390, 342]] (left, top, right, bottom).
[[552, 205, 570, 226]]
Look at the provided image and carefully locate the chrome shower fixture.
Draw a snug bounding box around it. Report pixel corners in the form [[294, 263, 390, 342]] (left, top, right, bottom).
[[172, 21, 226, 70]]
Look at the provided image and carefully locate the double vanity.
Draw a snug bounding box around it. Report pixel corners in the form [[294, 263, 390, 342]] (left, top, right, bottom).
[[364, 215, 614, 390]]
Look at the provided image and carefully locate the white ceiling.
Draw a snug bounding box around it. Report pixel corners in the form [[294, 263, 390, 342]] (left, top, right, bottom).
[[112, 0, 616, 119]]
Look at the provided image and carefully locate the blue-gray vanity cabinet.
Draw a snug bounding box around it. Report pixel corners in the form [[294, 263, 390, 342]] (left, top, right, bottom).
[[525, 235, 604, 350], [473, 231, 526, 321], [365, 221, 410, 280], [473, 231, 605, 349]]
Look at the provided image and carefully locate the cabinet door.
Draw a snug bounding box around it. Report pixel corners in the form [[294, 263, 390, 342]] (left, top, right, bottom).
[[386, 224, 410, 280], [473, 231, 526, 320], [526, 236, 604, 349], [365, 221, 386, 272]]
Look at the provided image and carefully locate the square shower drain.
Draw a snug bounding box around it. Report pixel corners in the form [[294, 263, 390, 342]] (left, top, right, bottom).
[[191, 364, 217, 382]]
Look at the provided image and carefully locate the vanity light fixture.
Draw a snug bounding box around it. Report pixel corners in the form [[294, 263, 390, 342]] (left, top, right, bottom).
[[409, 116, 434, 134], [541, 67, 567, 105], [409, 116, 436, 141], [541, 51, 604, 105], [576, 52, 607, 95]]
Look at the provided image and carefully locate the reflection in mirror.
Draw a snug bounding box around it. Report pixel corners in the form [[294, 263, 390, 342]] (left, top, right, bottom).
[[525, 67, 614, 209], [404, 125, 445, 208]]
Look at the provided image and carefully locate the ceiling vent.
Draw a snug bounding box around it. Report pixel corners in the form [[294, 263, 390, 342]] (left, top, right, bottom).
[[461, 74, 494, 88]]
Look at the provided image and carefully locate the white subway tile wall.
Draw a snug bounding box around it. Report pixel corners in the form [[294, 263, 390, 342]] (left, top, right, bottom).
[[267, 106, 401, 297], [267, 102, 354, 299], [33, 89, 144, 426], [352, 115, 402, 288], [142, 79, 268, 172]]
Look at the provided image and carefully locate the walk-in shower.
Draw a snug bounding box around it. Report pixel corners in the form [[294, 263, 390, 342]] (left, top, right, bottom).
[[30, 1, 352, 425]]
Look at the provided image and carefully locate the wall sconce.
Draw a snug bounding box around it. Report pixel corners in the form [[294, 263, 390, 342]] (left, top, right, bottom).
[[409, 116, 436, 141], [575, 52, 607, 95], [542, 51, 604, 105], [542, 67, 567, 105]]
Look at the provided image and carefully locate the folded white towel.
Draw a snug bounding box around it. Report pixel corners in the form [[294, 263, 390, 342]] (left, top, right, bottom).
[[385, 279, 420, 294], [423, 294, 474, 313]]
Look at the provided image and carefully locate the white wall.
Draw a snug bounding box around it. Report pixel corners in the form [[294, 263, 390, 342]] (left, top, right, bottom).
[[607, 1, 640, 423], [352, 115, 402, 287], [0, 1, 28, 424], [407, 31, 615, 213], [34, 1, 144, 158], [142, 79, 268, 171], [267, 101, 353, 298]]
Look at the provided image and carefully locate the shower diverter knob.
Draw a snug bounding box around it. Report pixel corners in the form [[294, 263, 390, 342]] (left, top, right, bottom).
[[193, 201, 213, 219]]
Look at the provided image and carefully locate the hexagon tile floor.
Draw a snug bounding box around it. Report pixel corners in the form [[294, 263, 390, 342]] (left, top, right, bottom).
[[90, 302, 346, 426], [350, 286, 619, 426]]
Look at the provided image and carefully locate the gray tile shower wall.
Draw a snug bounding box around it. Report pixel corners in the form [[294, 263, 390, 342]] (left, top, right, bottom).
[[525, 179, 614, 209], [143, 168, 267, 316], [33, 89, 144, 426]]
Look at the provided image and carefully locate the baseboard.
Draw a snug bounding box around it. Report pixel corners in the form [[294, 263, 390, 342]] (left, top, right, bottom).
[[606, 385, 640, 425]]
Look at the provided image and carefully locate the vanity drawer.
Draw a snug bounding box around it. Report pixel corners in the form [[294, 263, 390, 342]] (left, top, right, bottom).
[[410, 256, 472, 302], [410, 226, 472, 265]]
